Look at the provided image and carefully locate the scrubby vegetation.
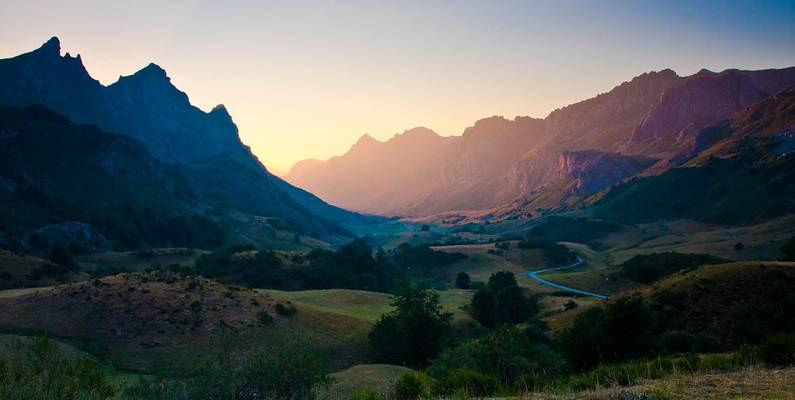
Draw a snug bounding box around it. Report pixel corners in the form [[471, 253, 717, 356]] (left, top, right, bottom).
[[0, 336, 115, 400], [517, 238, 576, 265], [618, 252, 726, 284], [123, 329, 331, 400], [194, 240, 465, 293]]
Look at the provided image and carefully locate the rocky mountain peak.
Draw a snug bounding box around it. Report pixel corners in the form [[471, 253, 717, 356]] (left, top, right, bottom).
[[38, 36, 61, 57]]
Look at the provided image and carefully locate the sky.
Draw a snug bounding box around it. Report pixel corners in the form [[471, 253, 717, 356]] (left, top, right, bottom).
[[1, 1, 794, 172]]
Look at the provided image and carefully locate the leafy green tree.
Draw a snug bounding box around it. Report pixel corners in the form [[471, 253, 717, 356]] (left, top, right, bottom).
[[557, 295, 653, 371], [369, 285, 453, 367], [455, 272, 471, 289], [470, 271, 539, 327], [470, 288, 498, 328]]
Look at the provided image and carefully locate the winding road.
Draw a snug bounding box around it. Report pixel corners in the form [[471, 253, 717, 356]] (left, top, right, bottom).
[[527, 256, 609, 299]]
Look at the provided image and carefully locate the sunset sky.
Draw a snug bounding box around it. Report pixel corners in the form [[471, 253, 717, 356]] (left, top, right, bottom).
[[1, 1, 794, 172]]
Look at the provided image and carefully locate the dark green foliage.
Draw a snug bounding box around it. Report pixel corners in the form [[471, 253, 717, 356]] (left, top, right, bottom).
[[428, 325, 564, 390], [782, 236, 795, 261], [470, 271, 539, 328], [441, 368, 499, 397], [760, 332, 795, 366], [650, 266, 795, 345], [528, 217, 622, 245], [594, 156, 795, 225], [419, 225, 430, 232], [124, 329, 330, 400], [369, 285, 453, 367], [557, 296, 654, 371], [393, 372, 433, 400], [257, 310, 274, 325], [0, 336, 115, 400], [470, 289, 499, 328], [619, 252, 726, 284], [274, 303, 297, 316], [517, 238, 576, 265], [393, 243, 466, 271], [49, 241, 77, 267], [455, 272, 471, 289], [734, 242, 745, 251]]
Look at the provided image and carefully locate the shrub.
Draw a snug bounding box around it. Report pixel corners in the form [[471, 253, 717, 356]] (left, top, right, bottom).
[[619, 252, 725, 284], [393, 372, 433, 400], [274, 303, 297, 316], [49, 242, 77, 268], [455, 272, 471, 289], [0, 336, 115, 400], [348, 388, 383, 400], [257, 310, 274, 325], [441, 368, 499, 397], [761, 332, 795, 366]]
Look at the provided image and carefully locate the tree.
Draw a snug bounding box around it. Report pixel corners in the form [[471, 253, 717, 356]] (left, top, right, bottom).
[[455, 272, 471, 289], [557, 295, 653, 371], [470, 288, 499, 328], [369, 285, 453, 367], [782, 236, 795, 261], [470, 271, 539, 327]]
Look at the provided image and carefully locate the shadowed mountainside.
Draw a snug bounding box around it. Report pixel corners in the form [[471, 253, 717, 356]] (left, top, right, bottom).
[[0, 37, 371, 233]]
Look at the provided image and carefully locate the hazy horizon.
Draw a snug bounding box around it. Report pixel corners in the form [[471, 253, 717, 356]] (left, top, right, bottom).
[[2, 0, 794, 171]]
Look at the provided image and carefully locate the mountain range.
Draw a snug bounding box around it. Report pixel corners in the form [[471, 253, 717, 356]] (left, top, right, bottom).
[[0, 37, 374, 249], [286, 67, 795, 218]]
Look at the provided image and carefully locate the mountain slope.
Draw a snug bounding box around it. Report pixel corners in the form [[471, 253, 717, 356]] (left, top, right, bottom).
[[0, 37, 368, 231], [287, 66, 795, 218], [593, 85, 795, 225]]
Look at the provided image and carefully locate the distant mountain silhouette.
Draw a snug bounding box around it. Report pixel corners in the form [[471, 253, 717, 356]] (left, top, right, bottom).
[[0, 37, 370, 235], [287, 67, 795, 217]]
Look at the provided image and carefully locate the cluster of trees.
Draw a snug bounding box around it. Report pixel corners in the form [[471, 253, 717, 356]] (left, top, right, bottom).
[[516, 238, 576, 265], [470, 272, 539, 328], [619, 252, 726, 284], [194, 240, 466, 293]]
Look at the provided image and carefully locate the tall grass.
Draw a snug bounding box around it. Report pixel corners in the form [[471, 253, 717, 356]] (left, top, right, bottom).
[[531, 348, 762, 394]]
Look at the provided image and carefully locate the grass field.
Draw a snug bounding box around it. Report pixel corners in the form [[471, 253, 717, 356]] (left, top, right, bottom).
[[327, 364, 414, 400], [262, 288, 473, 323]]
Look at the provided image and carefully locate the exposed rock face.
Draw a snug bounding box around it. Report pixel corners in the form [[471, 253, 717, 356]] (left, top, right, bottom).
[[22, 222, 111, 254], [626, 68, 795, 154], [554, 151, 655, 195]]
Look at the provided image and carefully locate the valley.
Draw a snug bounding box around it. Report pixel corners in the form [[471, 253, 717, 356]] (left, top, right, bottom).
[[1, 28, 794, 400]]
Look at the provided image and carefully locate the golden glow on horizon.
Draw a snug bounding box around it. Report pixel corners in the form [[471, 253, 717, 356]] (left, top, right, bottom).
[[1, 1, 794, 171]]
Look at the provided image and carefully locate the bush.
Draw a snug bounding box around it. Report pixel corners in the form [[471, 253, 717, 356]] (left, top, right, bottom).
[[49, 242, 77, 268], [761, 332, 795, 366], [393, 372, 433, 400], [274, 303, 297, 316], [348, 387, 383, 400], [0, 336, 115, 400], [124, 329, 330, 400], [455, 272, 471, 289], [257, 310, 274, 325], [441, 368, 499, 397], [619, 252, 725, 284]]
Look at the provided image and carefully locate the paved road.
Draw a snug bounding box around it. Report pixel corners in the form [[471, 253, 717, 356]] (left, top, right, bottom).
[[527, 256, 609, 299]]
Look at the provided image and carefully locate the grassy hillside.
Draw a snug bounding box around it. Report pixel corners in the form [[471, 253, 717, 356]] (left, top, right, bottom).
[[327, 364, 414, 400]]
